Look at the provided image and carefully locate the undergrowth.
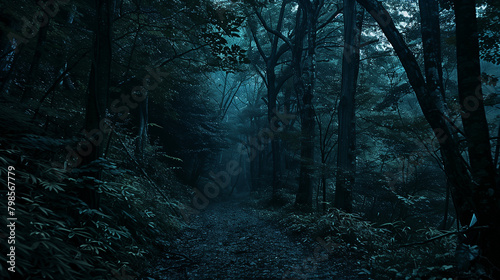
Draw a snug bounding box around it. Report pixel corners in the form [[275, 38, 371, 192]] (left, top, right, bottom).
[[0, 128, 184, 279], [248, 189, 460, 280]]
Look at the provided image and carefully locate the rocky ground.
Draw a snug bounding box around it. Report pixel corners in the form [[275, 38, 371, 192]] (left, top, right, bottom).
[[144, 197, 371, 280]]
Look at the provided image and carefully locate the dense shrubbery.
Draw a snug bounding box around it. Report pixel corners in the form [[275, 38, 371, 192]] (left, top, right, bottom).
[[248, 189, 462, 279], [0, 124, 183, 279]]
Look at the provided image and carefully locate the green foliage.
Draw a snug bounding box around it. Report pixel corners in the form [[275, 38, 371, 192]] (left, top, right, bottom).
[[278, 207, 458, 279], [0, 130, 181, 279]]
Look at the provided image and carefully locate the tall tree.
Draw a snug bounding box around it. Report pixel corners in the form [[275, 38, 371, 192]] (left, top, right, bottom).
[[250, 1, 292, 200], [418, 0, 450, 230], [294, 0, 321, 207], [334, 0, 363, 212], [356, 0, 500, 274], [81, 0, 113, 209], [454, 0, 499, 274]]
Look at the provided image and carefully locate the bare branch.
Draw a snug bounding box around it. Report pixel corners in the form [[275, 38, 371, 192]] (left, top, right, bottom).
[[317, 7, 343, 30], [254, 6, 293, 49]]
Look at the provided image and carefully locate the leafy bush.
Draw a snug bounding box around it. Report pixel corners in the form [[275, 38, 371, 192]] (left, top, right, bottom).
[[277, 206, 458, 279], [0, 132, 181, 279]]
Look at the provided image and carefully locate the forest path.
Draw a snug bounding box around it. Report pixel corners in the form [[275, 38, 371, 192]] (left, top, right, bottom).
[[148, 197, 368, 280]]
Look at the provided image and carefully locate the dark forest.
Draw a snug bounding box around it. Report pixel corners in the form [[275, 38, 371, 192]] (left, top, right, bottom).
[[1, 0, 500, 279]]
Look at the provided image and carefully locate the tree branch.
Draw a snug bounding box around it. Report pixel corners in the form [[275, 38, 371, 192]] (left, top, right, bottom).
[[317, 7, 343, 30], [254, 6, 293, 49]]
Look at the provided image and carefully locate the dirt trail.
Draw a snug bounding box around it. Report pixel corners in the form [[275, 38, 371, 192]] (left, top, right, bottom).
[[147, 198, 369, 280]]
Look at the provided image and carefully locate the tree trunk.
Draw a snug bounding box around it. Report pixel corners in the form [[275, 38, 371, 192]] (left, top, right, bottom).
[[295, 0, 326, 208], [454, 0, 500, 274], [419, 0, 450, 230], [322, 167, 327, 212], [81, 0, 112, 209], [296, 89, 315, 206], [251, 2, 290, 200], [335, 0, 363, 212], [419, 0, 445, 98], [267, 70, 281, 198], [293, 1, 311, 207], [494, 121, 500, 169]]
